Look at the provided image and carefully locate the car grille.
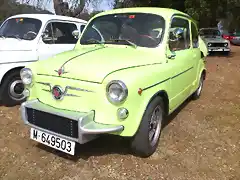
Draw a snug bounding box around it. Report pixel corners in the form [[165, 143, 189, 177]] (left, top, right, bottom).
[[26, 108, 79, 138], [210, 43, 226, 47]]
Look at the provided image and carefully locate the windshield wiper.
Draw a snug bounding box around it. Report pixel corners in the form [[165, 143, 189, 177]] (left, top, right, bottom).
[[107, 39, 137, 48], [86, 38, 104, 46]]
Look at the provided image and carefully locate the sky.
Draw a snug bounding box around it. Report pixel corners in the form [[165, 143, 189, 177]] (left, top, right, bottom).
[[33, 0, 114, 13]]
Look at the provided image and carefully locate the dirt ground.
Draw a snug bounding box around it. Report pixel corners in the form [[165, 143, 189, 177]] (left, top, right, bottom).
[[1, 46, 240, 180]]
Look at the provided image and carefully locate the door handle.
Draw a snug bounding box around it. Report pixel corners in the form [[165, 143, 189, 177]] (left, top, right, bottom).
[[167, 54, 176, 59]]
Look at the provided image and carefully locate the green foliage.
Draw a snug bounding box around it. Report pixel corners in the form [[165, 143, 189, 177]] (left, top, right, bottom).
[[0, 0, 52, 21], [113, 0, 240, 29]]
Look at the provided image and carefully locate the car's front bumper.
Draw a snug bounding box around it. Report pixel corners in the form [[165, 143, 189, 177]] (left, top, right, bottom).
[[208, 47, 230, 52], [20, 99, 124, 144]]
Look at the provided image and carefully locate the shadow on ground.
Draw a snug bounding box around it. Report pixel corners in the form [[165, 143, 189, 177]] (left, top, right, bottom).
[[36, 98, 192, 161], [208, 51, 236, 58]]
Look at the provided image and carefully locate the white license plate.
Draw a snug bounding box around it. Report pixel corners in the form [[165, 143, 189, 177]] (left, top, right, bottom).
[[30, 128, 76, 155], [210, 49, 223, 51]]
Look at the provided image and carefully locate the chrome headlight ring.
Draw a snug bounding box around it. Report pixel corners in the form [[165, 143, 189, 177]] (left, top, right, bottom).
[[20, 68, 33, 85], [106, 80, 128, 104]]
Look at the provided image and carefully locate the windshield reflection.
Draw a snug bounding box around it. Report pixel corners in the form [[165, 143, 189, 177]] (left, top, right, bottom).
[[0, 18, 42, 40], [80, 13, 165, 48], [200, 29, 221, 36]]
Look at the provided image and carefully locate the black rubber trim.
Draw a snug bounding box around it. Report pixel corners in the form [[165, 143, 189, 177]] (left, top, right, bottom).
[[142, 66, 194, 91]]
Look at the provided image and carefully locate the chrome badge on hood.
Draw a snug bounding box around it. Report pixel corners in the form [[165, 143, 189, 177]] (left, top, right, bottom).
[[54, 66, 68, 76]]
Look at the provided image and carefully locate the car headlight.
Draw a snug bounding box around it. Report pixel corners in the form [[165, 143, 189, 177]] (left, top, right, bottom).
[[106, 80, 128, 104], [20, 68, 33, 85], [224, 43, 228, 47], [208, 43, 212, 47]]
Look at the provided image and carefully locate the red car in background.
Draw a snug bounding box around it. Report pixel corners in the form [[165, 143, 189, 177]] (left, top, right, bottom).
[[222, 30, 240, 45]]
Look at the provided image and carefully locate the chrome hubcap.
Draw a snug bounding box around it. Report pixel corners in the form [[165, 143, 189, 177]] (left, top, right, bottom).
[[149, 105, 162, 147], [197, 78, 203, 96], [9, 80, 25, 101]]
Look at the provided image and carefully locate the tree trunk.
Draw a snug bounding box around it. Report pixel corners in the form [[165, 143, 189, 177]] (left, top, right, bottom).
[[53, 0, 86, 17]]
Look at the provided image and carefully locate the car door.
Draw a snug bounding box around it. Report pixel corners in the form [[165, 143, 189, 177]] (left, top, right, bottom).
[[37, 21, 79, 60], [190, 21, 202, 86], [167, 16, 195, 109]]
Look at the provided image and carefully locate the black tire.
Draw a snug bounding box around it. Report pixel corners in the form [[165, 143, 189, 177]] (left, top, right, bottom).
[[1, 70, 26, 107], [192, 74, 204, 100], [130, 96, 165, 158]]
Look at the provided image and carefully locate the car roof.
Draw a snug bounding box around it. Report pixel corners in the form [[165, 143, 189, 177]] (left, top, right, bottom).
[[95, 7, 193, 20], [6, 14, 87, 24]]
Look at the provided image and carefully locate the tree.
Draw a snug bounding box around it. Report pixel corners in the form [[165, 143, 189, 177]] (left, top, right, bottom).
[[53, 0, 85, 17], [114, 0, 240, 30], [0, 0, 52, 21]]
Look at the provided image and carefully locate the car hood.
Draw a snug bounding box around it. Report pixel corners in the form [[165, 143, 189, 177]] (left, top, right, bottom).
[[201, 36, 228, 43], [0, 38, 34, 51], [35, 45, 163, 83]]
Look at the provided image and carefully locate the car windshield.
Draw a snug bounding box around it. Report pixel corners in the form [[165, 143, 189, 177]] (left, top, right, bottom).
[[80, 13, 165, 48], [0, 17, 42, 40], [200, 29, 221, 36]]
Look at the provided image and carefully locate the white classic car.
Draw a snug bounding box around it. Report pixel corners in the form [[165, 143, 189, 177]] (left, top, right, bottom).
[[0, 14, 87, 106], [199, 28, 230, 55]]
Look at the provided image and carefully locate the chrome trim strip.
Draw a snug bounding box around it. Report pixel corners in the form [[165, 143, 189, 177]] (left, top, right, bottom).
[[20, 100, 124, 144], [36, 82, 94, 93]]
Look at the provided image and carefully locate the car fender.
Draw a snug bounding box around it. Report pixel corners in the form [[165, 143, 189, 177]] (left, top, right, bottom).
[[199, 36, 208, 57], [128, 81, 170, 137], [0, 61, 36, 84], [102, 65, 171, 137]]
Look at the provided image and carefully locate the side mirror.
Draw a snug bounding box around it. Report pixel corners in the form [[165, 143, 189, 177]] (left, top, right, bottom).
[[170, 28, 184, 42], [72, 29, 80, 39]]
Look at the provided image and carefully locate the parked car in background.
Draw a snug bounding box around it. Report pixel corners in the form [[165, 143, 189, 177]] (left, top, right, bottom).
[[0, 14, 87, 106], [222, 30, 240, 46], [20, 8, 207, 158], [199, 28, 230, 55]]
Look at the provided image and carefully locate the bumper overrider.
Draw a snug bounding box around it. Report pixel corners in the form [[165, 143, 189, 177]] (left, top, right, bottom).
[[20, 99, 124, 144]]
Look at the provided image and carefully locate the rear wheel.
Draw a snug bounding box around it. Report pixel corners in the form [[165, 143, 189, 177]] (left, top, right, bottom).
[[1, 71, 26, 106], [130, 96, 165, 158]]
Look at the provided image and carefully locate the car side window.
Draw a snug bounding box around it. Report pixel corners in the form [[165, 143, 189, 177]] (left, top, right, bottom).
[[191, 22, 199, 48], [80, 24, 86, 32], [42, 23, 55, 44], [42, 21, 78, 44], [51, 22, 78, 44], [169, 17, 190, 51]]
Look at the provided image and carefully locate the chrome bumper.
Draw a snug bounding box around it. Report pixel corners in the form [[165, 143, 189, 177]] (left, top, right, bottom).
[[20, 100, 124, 144], [208, 47, 230, 51]]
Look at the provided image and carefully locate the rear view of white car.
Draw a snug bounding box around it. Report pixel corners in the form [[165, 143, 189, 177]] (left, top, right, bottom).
[[0, 14, 87, 106]]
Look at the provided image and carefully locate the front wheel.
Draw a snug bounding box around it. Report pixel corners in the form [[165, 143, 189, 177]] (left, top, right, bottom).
[[192, 74, 204, 100], [130, 96, 165, 158], [1, 71, 26, 106]]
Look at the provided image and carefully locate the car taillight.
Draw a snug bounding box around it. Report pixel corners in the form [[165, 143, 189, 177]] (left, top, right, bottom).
[[222, 35, 229, 39], [222, 35, 234, 40]]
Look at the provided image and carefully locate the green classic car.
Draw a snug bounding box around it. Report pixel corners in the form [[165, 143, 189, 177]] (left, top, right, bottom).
[[20, 7, 207, 157]]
